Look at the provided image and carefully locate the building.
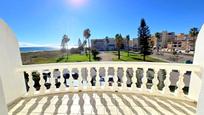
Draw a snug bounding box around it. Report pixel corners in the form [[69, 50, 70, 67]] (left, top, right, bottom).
[[105, 38, 116, 51], [91, 37, 134, 51], [150, 36, 157, 48], [132, 38, 139, 51], [91, 39, 106, 51], [166, 33, 196, 52], [160, 31, 176, 48], [91, 38, 116, 51]]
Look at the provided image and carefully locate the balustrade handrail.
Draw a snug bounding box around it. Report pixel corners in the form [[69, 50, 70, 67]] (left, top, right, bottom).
[[17, 61, 201, 73]]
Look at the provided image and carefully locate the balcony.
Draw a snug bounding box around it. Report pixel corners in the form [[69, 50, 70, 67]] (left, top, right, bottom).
[[0, 20, 204, 115], [8, 62, 201, 115]]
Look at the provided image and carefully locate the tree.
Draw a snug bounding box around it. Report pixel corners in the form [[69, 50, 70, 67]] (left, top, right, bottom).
[[83, 28, 91, 61], [78, 38, 82, 48], [155, 32, 161, 52], [115, 34, 123, 59], [91, 48, 99, 60], [126, 35, 130, 56], [138, 18, 151, 61], [105, 36, 109, 50], [78, 38, 83, 52], [105, 36, 109, 44], [61, 35, 70, 61], [189, 27, 199, 51]]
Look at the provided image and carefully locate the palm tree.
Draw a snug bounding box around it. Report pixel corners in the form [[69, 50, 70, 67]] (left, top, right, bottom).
[[78, 38, 82, 48], [126, 35, 130, 56], [155, 32, 161, 52], [105, 36, 110, 50], [189, 27, 199, 51], [61, 35, 70, 61], [115, 34, 123, 59], [83, 28, 91, 61]]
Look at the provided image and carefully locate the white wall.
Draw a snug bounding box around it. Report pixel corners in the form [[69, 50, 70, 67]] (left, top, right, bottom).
[[194, 24, 204, 115], [0, 19, 26, 104], [0, 77, 8, 115]]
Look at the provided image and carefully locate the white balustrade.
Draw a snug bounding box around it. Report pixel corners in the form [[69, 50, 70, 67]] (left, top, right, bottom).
[[18, 62, 201, 100]]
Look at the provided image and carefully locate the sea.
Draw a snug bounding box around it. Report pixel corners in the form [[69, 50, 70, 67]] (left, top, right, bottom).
[[20, 47, 59, 53]]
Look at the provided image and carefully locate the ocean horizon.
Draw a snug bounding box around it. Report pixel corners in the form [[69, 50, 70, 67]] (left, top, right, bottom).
[[20, 47, 59, 53]]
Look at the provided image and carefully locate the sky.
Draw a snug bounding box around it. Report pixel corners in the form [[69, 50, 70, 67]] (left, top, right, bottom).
[[0, 0, 204, 48]]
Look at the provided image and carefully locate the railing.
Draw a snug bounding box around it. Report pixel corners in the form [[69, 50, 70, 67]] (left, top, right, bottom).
[[18, 62, 201, 101]]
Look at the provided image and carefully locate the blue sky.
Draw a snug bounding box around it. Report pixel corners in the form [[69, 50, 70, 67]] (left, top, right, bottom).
[[0, 0, 204, 47]]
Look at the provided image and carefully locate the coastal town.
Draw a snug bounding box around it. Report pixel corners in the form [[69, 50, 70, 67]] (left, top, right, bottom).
[[21, 26, 198, 64]]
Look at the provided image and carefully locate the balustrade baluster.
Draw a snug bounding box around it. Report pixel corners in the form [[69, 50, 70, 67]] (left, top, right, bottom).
[[113, 67, 118, 91], [87, 67, 92, 89], [142, 68, 148, 91], [95, 67, 100, 88], [69, 68, 74, 90], [27, 71, 34, 96], [59, 68, 66, 91], [123, 67, 127, 90], [178, 70, 186, 96], [132, 69, 137, 90], [152, 68, 159, 93], [164, 69, 172, 94], [104, 67, 109, 88], [78, 67, 83, 90], [39, 70, 45, 94], [50, 69, 56, 92]]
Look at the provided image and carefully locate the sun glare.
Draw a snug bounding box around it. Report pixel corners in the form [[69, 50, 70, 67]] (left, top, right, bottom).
[[68, 0, 88, 8]]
